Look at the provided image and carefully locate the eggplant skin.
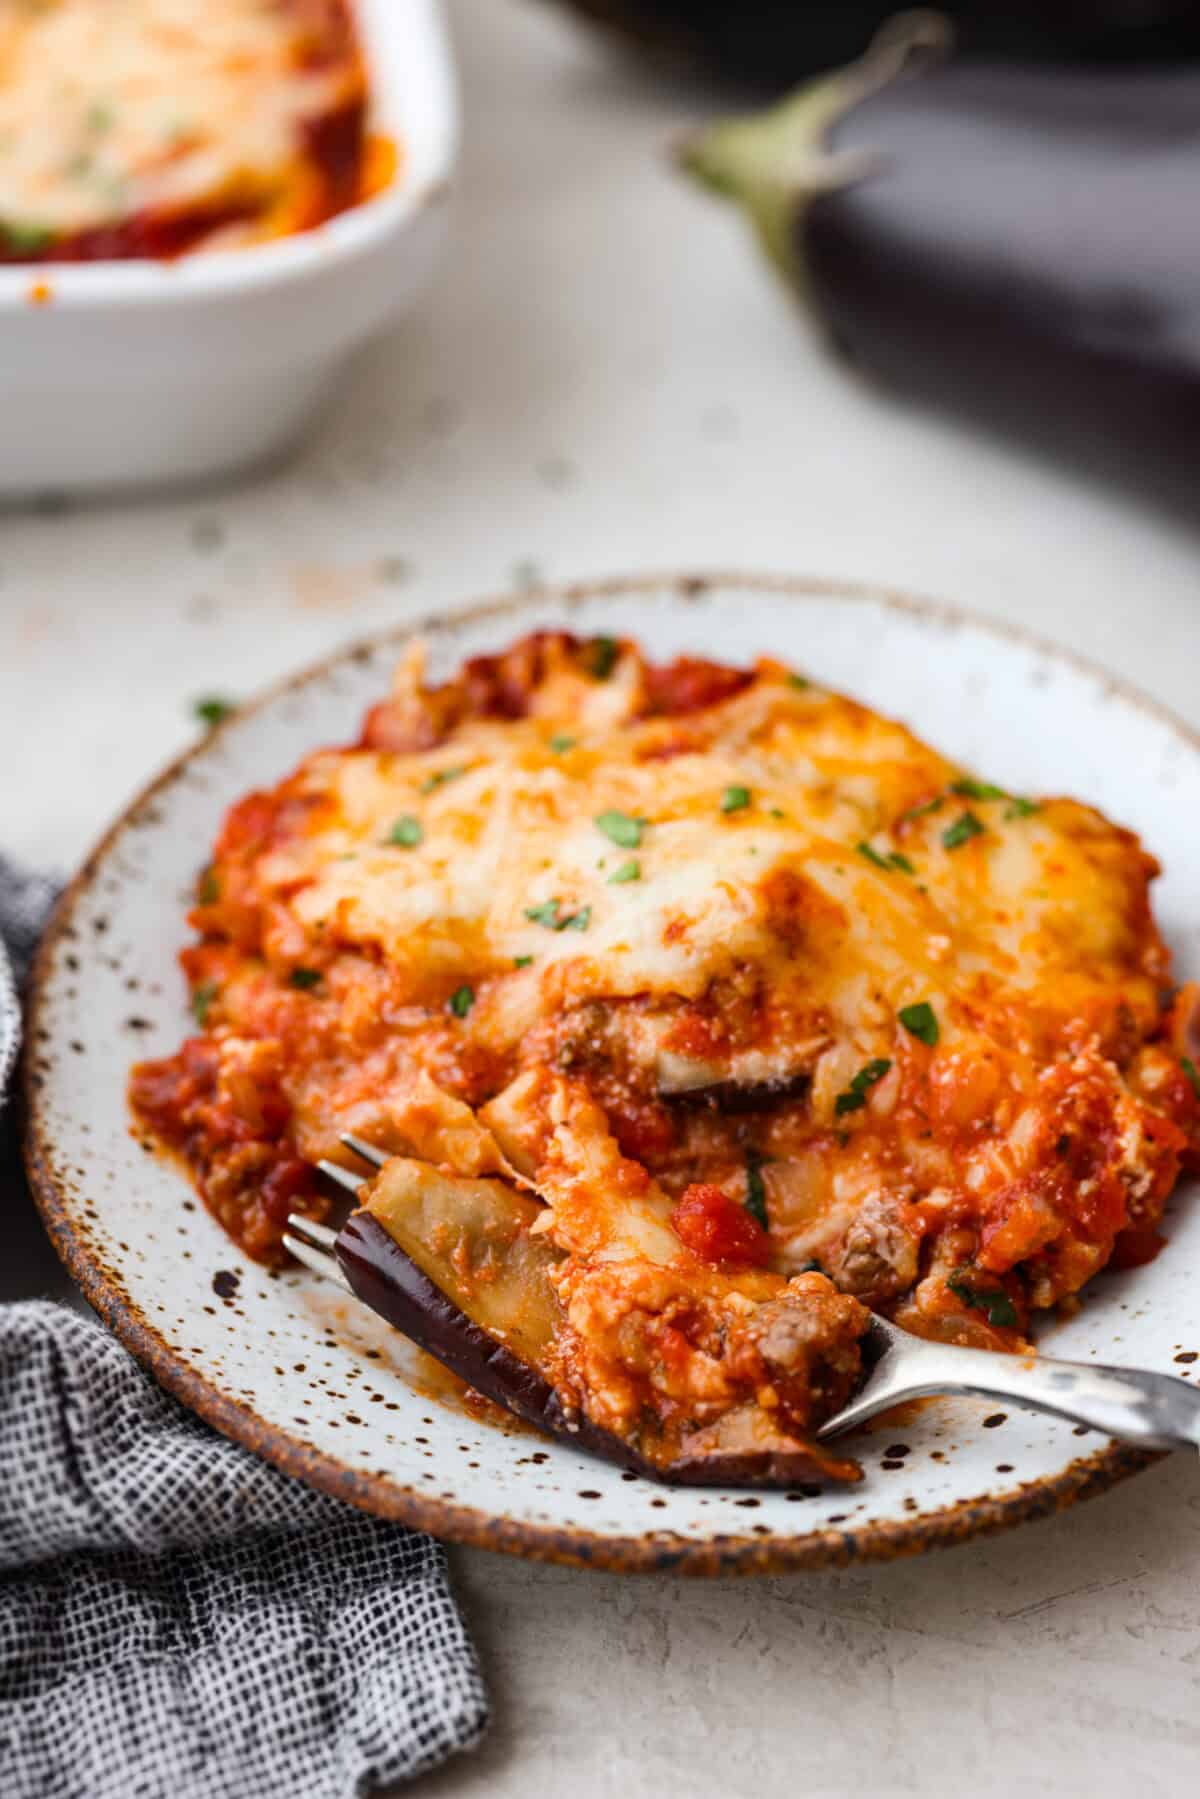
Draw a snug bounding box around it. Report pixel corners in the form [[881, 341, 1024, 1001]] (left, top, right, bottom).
[[542, 0, 1200, 87], [804, 62, 1200, 479], [336, 1212, 860, 1487]]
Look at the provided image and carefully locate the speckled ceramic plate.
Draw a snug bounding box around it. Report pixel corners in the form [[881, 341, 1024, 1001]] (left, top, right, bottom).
[[24, 575, 1200, 1573]]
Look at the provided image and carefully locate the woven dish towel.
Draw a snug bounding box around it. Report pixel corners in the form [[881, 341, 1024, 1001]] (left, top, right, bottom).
[[0, 854, 488, 1799]]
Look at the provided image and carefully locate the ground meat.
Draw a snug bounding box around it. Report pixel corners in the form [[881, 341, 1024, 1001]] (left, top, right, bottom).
[[829, 1192, 921, 1302]]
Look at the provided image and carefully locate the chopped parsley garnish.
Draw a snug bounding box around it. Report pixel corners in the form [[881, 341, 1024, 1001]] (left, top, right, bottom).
[[588, 636, 619, 680], [947, 1272, 1018, 1329], [386, 815, 423, 848], [524, 898, 591, 932], [902, 795, 945, 821], [549, 733, 576, 753], [857, 842, 914, 875], [420, 765, 465, 794], [744, 1151, 771, 1230], [1182, 1056, 1200, 1100], [856, 841, 891, 870], [525, 899, 562, 928], [191, 980, 218, 1026], [834, 1058, 892, 1117], [2, 219, 54, 254], [449, 985, 475, 1018], [768, 808, 786, 821], [193, 695, 236, 729], [197, 869, 220, 906], [721, 785, 751, 814], [788, 673, 810, 690], [594, 810, 645, 849], [513, 955, 534, 969], [950, 778, 1007, 802], [289, 968, 322, 991], [942, 810, 985, 851], [951, 776, 1039, 820], [898, 1002, 939, 1047], [608, 859, 640, 884]]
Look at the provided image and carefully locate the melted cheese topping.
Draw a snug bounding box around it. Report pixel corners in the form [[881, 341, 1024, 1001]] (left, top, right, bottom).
[[258, 656, 1162, 1078], [0, 0, 362, 245]]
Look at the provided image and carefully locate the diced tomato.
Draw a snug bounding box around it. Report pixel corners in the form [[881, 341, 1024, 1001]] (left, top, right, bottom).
[[216, 790, 282, 859], [643, 658, 754, 717], [1109, 1226, 1165, 1270], [260, 1157, 317, 1227], [671, 1183, 771, 1267], [606, 1095, 677, 1164]]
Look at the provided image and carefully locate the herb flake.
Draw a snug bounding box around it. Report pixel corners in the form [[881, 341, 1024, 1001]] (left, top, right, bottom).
[[856, 841, 891, 870], [834, 1058, 892, 1117], [857, 841, 915, 876], [608, 859, 640, 885], [902, 795, 944, 822], [420, 765, 465, 794], [2, 219, 54, 254], [549, 733, 576, 753], [449, 985, 475, 1018], [942, 811, 985, 851], [193, 695, 235, 729], [525, 899, 562, 929], [947, 1272, 1017, 1329], [588, 636, 619, 680], [950, 778, 1007, 802], [744, 1151, 770, 1230], [191, 980, 218, 1026], [1182, 1056, 1200, 1100], [524, 898, 590, 932], [289, 968, 322, 991], [595, 809, 645, 849], [899, 1002, 939, 1047], [386, 815, 423, 848], [721, 785, 751, 814]]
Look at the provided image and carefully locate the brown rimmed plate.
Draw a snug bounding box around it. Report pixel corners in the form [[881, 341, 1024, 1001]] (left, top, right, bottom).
[[23, 574, 1200, 1574]]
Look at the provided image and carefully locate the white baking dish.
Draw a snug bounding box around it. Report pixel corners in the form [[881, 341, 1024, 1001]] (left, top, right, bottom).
[[0, 0, 457, 496]]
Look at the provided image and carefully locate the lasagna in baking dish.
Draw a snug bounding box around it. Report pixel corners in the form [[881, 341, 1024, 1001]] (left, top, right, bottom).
[[131, 632, 1200, 1480], [0, 0, 388, 262]]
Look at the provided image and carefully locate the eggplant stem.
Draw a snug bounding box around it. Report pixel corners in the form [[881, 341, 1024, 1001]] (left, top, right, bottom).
[[678, 8, 953, 285]]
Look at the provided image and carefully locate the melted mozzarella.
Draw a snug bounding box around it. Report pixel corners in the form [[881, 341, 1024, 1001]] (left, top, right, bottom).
[[0, 0, 357, 241], [259, 653, 1162, 1081]]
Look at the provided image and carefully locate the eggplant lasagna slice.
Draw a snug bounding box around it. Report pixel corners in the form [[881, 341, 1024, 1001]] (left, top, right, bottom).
[[131, 632, 1200, 1482], [0, 0, 390, 263]]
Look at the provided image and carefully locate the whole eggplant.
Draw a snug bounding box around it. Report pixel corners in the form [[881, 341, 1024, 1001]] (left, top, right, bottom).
[[544, 0, 1200, 88], [682, 15, 1200, 483]]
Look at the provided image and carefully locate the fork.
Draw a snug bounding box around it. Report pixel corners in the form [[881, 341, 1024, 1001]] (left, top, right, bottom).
[[287, 1135, 1200, 1455]]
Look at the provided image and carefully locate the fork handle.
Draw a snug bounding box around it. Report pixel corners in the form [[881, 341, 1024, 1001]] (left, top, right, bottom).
[[878, 1341, 1200, 1451]]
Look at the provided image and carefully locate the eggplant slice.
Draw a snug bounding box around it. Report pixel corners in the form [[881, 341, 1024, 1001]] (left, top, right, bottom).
[[336, 1159, 862, 1487]]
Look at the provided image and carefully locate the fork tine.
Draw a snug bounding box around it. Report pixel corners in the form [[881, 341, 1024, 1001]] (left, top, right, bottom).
[[286, 1214, 340, 1252], [317, 1158, 364, 1195], [339, 1132, 387, 1169], [282, 1229, 351, 1290]]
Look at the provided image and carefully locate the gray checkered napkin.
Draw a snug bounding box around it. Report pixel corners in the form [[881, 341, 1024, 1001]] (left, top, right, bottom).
[[0, 856, 488, 1799]]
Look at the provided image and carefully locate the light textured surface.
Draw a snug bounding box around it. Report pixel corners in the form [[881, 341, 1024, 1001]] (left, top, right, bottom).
[[2, 1, 1199, 1793]]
